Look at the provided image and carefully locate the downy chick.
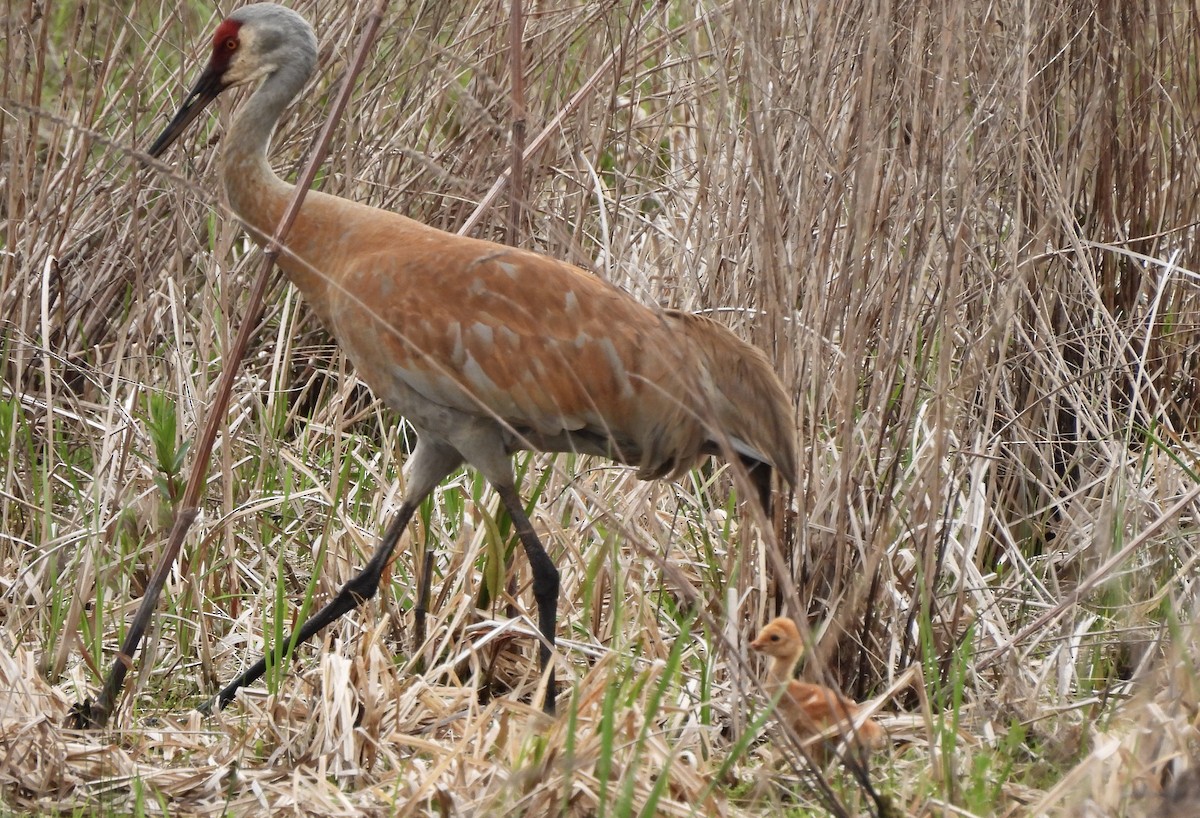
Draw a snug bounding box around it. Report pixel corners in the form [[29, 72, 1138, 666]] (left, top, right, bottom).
[[750, 616, 885, 766]]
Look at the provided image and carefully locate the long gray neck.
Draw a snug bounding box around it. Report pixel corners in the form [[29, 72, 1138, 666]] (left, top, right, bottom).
[[220, 60, 311, 214]]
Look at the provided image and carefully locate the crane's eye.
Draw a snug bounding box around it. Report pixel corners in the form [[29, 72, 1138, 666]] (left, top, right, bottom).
[[224, 37, 238, 51]]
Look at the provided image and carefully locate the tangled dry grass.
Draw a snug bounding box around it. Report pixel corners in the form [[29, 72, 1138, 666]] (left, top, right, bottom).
[[3, 0, 1200, 815]]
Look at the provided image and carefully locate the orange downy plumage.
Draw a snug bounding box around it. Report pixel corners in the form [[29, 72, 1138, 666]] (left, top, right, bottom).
[[750, 616, 885, 764]]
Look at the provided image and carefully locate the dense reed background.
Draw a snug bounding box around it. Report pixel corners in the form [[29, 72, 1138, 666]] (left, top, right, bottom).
[[3, 0, 1199, 814]]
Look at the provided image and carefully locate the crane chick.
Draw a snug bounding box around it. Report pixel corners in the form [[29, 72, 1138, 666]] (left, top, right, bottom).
[[750, 616, 885, 766]]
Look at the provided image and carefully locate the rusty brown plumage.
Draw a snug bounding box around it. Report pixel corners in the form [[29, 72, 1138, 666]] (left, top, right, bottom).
[[234, 186, 795, 490]]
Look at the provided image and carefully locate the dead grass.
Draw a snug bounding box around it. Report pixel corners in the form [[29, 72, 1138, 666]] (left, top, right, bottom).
[[3, 0, 1200, 815]]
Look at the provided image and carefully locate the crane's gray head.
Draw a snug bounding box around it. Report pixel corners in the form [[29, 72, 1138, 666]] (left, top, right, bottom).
[[147, 4, 317, 158]]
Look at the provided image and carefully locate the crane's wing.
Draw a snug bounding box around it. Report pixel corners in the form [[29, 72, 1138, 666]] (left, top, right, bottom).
[[322, 226, 706, 477], [277, 196, 791, 484]]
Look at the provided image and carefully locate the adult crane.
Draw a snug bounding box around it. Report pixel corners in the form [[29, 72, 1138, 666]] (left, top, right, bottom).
[[145, 3, 797, 715]]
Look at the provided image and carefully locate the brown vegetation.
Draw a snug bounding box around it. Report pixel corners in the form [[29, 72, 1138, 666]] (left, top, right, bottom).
[[3, 0, 1199, 815]]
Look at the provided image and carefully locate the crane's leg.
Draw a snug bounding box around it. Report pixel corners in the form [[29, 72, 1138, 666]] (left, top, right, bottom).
[[205, 440, 462, 712], [491, 480, 560, 715], [415, 547, 436, 652]]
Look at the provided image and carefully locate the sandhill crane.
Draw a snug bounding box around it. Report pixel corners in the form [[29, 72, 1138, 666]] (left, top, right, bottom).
[[146, 3, 797, 716], [750, 617, 885, 765]]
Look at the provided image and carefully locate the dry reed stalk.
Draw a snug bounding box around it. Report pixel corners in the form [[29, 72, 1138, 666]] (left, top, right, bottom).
[[3, 0, 1200, 814]]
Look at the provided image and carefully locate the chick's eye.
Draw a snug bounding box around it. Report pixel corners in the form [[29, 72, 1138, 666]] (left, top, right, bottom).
[[769, 634, 779, 642]]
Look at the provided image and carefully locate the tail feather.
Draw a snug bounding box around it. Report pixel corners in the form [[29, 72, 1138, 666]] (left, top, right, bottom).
[[740, 453, 775, 516], [664, 310, 797, 504]]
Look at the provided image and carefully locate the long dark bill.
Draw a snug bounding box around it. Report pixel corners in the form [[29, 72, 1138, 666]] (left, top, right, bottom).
[[147, 64, 227, 158]]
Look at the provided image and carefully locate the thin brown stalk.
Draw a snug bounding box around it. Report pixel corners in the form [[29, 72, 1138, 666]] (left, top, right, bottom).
[[504, 0, 526, 246]]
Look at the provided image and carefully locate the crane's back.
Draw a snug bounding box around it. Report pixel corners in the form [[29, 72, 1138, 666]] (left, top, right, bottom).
[[228, 176, 794, 489]]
